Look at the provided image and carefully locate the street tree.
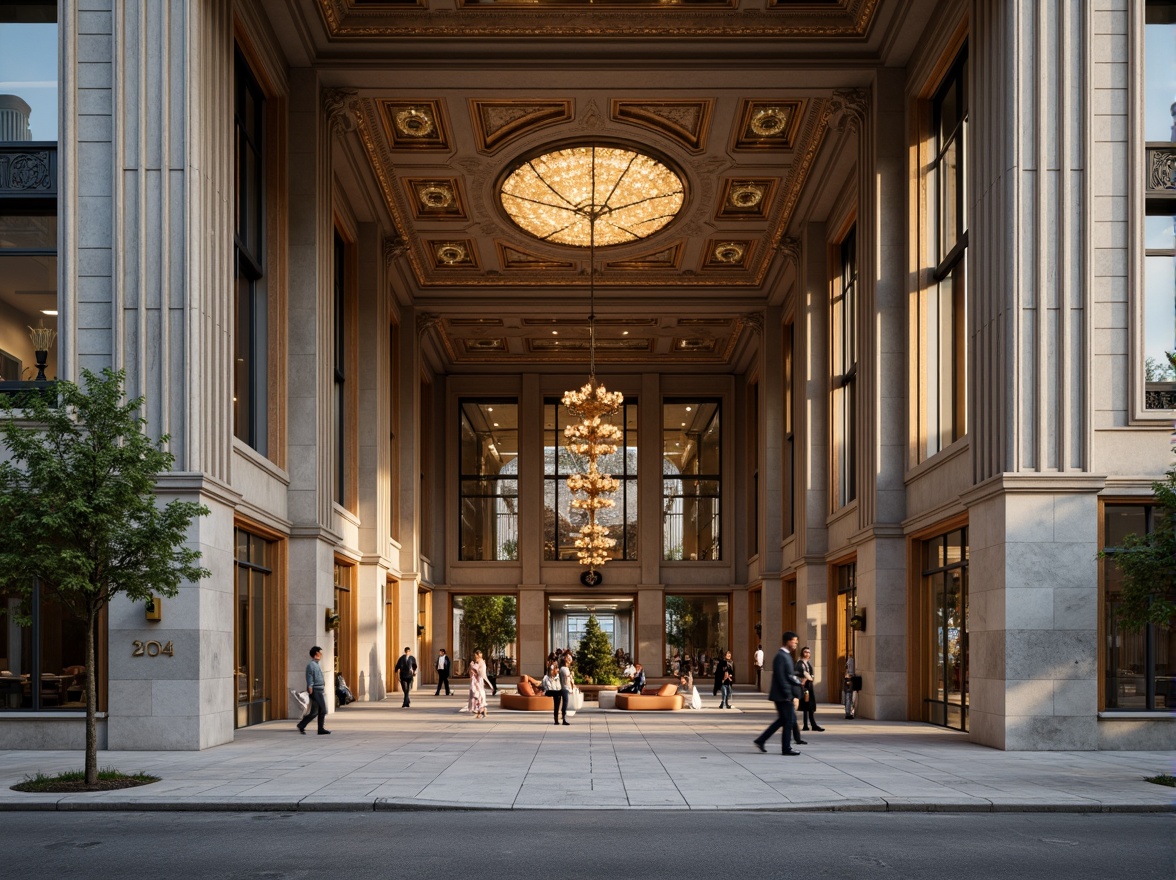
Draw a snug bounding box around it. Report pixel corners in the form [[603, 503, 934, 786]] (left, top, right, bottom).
[[0, 369, 209, 787]]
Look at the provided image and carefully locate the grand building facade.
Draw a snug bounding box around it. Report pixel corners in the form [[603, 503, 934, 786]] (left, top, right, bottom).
[[0, 0, 1172, 752]]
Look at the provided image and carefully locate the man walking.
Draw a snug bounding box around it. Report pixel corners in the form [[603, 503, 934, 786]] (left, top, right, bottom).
[[395, 646, 417, 707], [296, 645, 330, 735], [754, 643, 764, 690], [753, 631, 804, 756], [434, 648, 452, 696]]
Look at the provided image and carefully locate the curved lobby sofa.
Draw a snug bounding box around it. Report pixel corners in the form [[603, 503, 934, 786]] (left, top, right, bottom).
[[614, 684, 684, 711], [500, 693, 554, 711]]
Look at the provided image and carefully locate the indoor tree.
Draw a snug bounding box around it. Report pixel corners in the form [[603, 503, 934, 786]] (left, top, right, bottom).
[[575, 614, 621, 685], [0, 368, 209, 787]]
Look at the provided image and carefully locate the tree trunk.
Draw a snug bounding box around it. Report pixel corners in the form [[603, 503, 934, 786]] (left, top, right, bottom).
[[85, 606, 98, 787]]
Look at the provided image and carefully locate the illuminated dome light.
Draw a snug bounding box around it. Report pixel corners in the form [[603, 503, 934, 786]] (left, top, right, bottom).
[[500, 145, 685, 247]]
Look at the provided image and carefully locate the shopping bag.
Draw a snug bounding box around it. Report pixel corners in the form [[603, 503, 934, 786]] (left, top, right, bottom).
[[290, 688, 310, 714], [690, 686, 702, 710]]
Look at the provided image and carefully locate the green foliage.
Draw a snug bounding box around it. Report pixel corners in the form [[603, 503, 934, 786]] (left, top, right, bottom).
[[0, 368, 210, 620], [12, 768, 158, 793], [1144, 773, 1175, 788], [1098, 455, 1176, 632], [460, 595, 517, 658], [575, 615, 622, 685], [0, 368, 210, 785]]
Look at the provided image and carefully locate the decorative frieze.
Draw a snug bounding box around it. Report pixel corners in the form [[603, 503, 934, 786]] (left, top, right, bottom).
[[0, 145, 56, 196], [323, 88, 359, 137], [1146, 146, 1176, 194]]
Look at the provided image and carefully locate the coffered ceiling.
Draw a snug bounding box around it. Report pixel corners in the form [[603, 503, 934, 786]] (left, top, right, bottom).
[[267, 0, 938, 369]]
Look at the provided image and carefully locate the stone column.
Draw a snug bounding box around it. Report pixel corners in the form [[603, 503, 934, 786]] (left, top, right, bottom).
[[285, 67, 340, 708], [966, 0, 1101, 749], [89, 0, 241, 750]]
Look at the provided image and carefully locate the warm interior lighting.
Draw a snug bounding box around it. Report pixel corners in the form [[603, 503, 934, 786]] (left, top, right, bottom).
[[500, 145, 684, 247], [553, 148, 627, 572]]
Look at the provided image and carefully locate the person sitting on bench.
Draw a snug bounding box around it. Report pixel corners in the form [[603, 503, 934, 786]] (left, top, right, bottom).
[[618, 663, 646, 694]]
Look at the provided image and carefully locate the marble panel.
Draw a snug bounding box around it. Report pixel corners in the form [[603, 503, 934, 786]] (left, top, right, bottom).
[[1053, 493, 1099, 543], [1004, 587, 1055, 630], [78, 11, 113, 35], [1004, 495, 1055, 543], [968, 630, 1006, 681], [1097, 718, 1176, 751], [1052, 679, 1096, 717], [1004, 714, 1097, 751], [1053, 587, 1097, 631], [1004, 542, 1094, 592], [1005, 677, 1054, 717], [108, 677, 153, 717], [1004, 629, 1096, 681]]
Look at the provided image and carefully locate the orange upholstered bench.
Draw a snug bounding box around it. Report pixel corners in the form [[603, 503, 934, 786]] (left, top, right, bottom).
[[615, 683, 684, 711], [500, 677, 554, 711]]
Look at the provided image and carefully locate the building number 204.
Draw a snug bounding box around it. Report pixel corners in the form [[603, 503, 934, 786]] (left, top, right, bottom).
[[131, 640, 175, 657]]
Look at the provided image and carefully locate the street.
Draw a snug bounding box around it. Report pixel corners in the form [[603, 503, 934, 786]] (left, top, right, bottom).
[[4, 810, 1172, 880]]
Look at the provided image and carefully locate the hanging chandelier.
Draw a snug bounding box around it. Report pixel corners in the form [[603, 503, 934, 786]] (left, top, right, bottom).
[[500, 143, 684, 572], [555, 148, 627, 572]]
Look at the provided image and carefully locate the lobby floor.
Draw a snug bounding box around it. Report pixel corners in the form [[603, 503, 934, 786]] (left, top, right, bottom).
[[0, 694, 1172, 812]]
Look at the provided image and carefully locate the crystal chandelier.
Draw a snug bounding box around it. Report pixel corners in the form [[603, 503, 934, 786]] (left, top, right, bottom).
[[500, 145, 684, 247], [555, 148, 627, 572]]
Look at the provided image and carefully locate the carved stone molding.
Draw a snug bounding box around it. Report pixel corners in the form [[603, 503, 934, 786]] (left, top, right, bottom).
[[1147, 147, 1176, 193], [417, 312, 442, 338], [0, 146, 56, 195], [384, 235, 407, 267], [737, 312, 764, 335], [775, 236, 802, 266], [323, 88, 359, 137], [827, 88, 869, 134]]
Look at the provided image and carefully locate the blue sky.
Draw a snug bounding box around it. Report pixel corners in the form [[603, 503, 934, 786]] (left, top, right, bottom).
[[1146, 24, 1176, 142], [0, 23, 57, 141]]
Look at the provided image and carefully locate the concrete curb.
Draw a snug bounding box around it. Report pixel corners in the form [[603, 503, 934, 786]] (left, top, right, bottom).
[[0, 797, 1170, 814]]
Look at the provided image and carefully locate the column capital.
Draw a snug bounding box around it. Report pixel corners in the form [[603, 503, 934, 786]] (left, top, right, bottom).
[[828, 88, 870, 134], [323, 88, 359, 137]]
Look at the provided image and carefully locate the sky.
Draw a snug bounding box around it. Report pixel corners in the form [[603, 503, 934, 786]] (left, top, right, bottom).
[[0, 23, 57, 141], [1146, 24, 1176, 142]]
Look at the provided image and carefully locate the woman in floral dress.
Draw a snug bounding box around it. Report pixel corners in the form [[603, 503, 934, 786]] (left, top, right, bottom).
[[467, 649, 488, 719]]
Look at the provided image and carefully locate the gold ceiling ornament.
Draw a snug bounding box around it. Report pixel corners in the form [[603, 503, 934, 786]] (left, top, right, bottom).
[[418, 184, 455, 209], [749, 106, 790, 137], [728, 183, 764, 209], [558, 147, 626, 572], [713, 241, 746, 263], [500, 144, 684, 247], [394, 107, 435, 138], [435, 241, 468, 264]]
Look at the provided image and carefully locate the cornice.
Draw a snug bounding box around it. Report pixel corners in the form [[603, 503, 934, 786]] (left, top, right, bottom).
[[960, 473, 1109, 507], [315, 0, 880, 40]]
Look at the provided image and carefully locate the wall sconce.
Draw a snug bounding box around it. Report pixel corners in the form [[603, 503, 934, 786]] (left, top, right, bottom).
[[850, 610, 867, 632], [416, 624, 426, 638], [145, 596, 162, 622], [325, 608, 341, 631]]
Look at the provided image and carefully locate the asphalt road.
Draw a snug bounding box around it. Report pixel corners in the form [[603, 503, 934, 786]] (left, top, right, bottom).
[[5, 810, 1173, 880]]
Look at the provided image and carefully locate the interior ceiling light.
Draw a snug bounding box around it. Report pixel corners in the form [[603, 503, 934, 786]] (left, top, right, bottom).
[[500, 144, 685, 247]]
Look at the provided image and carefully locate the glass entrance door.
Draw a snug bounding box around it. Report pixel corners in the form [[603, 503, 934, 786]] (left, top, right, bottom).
[[923, 527, 968, 731]]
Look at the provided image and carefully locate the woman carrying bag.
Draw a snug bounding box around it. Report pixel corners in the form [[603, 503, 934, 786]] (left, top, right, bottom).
[[798, 646, 824, 732], [714, 650, 735, 709]]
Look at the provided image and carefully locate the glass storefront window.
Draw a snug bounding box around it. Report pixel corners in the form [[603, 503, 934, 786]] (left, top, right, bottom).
[[1102, 504, 1174, 711], [459, 400, 519, 561], [663, 400, 720, 561], [0, 581, 87, 711], [664, 594, 728, 677], [452, 594, 517, 678], [234, 529, 273, 728], [545, 399, 637, 561]]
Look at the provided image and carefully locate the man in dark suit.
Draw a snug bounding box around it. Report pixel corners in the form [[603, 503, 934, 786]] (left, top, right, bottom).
[[394, 647, 417, 707], [434, 648, 452, 696], [753, 632, 804, 756]]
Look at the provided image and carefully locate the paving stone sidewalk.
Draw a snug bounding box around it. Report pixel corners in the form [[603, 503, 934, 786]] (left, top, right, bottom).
[[0, 696, 1172, 812]]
